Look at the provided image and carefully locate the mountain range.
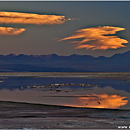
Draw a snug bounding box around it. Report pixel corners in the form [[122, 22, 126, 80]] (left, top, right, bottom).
[[0, 50, 130, 72]]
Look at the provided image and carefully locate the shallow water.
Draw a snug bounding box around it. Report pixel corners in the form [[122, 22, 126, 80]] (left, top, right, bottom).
[[0, 72, 130, 110]]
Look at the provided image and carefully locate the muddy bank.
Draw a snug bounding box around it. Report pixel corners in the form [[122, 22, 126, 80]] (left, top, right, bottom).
[[0, 101, 130, 129]]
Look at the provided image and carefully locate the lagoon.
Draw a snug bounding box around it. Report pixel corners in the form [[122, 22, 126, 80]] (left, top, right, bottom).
[[0, 72, 130, 110]]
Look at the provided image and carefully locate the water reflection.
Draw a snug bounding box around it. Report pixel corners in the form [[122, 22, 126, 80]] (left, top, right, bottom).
[[66, 94, 128, 109], [0, 86, 129, 109], [0, 73, 130, 109]]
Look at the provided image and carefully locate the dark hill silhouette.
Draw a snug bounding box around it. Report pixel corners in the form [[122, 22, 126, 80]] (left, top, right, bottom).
[[0, 51, 130, 72]]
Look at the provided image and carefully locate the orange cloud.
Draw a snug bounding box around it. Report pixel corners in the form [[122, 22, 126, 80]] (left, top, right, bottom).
[[0, 27, 25, 35], [0, 11, 68, 25], [59, 26, 128, 50], [65, 94, 128, 109]]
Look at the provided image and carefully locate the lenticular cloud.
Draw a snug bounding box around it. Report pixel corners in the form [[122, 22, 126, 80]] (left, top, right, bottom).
[[0, 11, 70, 36], [0, 11, 67, 25], [0, 27, 25, 35], [59, 26, 128, 50]]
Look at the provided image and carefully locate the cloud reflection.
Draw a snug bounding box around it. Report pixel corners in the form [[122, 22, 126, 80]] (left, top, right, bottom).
[[65, 94, 128, 109], [0, 11, 69, 25], [59, 26, 128, 50]]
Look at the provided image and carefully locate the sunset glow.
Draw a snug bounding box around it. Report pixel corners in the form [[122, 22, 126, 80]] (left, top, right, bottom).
[[59, 26, 128, 50], [0, 27, 25, 35], [65, 94, 128, 109], [0, 11, 67, 25]]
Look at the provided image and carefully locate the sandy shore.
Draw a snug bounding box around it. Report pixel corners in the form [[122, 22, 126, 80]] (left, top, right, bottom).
[[0, 101, 130, 129]]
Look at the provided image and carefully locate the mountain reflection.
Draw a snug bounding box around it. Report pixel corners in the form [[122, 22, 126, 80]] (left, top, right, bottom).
[[65, 94, 128, 109]]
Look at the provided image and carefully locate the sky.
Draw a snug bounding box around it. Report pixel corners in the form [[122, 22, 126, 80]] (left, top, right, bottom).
[[0, 1, 130, 57]]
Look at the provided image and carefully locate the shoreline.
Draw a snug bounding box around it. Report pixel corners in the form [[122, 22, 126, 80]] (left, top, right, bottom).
[[0, 100, 130, 129], [0, 72, 130, 79], [0, 100, 129, 111]]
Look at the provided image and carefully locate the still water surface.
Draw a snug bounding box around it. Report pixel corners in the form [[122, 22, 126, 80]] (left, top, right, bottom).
[[0, 72, 130, 110]]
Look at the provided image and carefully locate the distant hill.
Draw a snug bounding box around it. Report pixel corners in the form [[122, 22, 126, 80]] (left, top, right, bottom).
[[0, 51, 130, 72]]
